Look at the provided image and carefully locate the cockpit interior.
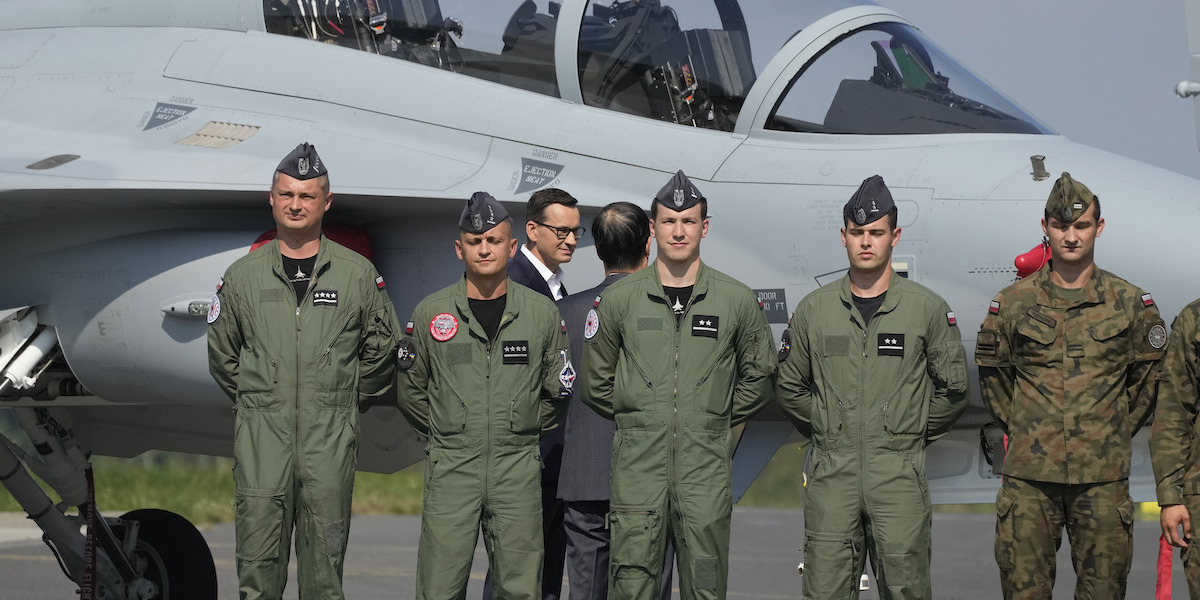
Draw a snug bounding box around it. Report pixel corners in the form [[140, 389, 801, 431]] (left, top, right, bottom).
[[264, 0, 1051, 135]]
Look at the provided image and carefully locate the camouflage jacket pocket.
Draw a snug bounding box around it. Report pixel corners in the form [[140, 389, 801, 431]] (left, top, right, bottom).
[[1088, 314, 1131, 363], [1015, 314, 1059, 366]]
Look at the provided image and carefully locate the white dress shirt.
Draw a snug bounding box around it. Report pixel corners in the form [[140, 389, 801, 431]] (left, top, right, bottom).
[[521, 245, 566, 300]]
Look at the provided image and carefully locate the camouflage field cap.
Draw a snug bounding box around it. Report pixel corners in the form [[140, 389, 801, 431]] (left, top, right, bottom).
[[1045, 172, 1096, 223], [654, 170, 705, 212], [460, 191, 509, 234], [276, 142, 325, 180], [843, 175, 895, 226]]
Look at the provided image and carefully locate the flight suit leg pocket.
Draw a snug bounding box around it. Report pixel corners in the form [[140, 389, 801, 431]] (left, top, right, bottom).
[[235, 491, 286, 561], [609, 505, 664, 580], [908, 456, 930, 513], [802, 530, 859, 598]]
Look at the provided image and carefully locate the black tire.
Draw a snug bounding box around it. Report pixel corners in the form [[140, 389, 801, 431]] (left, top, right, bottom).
[[118, 508, 218, 599]]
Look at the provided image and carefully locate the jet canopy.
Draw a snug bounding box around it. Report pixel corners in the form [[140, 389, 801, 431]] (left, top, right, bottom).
[[265, 0, 1050, 135]]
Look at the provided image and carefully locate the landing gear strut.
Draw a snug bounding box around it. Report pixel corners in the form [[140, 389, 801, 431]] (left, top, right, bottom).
[[0, 309, 218, 599]]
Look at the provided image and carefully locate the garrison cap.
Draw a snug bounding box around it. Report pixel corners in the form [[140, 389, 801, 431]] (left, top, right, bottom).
[[654, 170, 705, 212], [844, 174, 895, 226], [460, 191, 508, 234], [275, 142, 325, 180], [1045, 172, 1096, 223]]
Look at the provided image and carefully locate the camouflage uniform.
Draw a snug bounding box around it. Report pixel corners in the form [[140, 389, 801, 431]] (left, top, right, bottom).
[[976, 265, 1165, 599], [1150, 298, 1200, 598]]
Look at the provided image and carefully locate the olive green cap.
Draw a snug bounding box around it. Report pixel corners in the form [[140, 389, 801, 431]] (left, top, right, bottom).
[[1045, 172, 1096, 223]]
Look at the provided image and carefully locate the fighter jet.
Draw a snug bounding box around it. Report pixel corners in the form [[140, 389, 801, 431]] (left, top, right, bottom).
[[2, 0, 1198, 596]]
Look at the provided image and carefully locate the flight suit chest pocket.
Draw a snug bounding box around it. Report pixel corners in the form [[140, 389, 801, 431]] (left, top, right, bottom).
[[509, 370, 542, 435], [315, 308, 361, 372], [1014, 313, 1059, 366]]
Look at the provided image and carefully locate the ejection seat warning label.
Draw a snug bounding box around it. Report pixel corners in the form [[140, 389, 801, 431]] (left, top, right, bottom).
[[515, 157, 563, 193], [754, 289, 788, 324], [142, 102, 196, 131]]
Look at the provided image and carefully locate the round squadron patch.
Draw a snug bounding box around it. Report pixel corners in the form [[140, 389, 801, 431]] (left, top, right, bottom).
[[778, 329, 791, 362], [1149, 324, 1167, 349], [430, 313, 458, 342], [397, 337, 417, 370], [206, 295, 221, 324], [584, 309, 599, 339]]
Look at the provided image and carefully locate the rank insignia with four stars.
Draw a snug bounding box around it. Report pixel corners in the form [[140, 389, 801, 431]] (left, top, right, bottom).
[[503, 341, 529, 364]]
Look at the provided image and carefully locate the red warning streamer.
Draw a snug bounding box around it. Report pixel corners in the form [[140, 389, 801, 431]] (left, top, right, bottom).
[[1157, 534, 1173, 600]]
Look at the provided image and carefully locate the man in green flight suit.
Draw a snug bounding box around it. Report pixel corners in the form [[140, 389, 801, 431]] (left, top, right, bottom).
[[207, 143, 400, 600], [775, 175, 969, 599], [976, 172, 1166, 599], [397, 191, 573, 600], [582, 170, 776, 600]]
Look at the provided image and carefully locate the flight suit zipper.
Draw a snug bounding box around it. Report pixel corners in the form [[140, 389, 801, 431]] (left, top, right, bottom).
[[670, 302, 682, 487], [293, 281, 305, 480], [289, 257, 323, 480], [483, 312, 514, 495], [857, 314, 868, 501], [669, 293, 697, 487]]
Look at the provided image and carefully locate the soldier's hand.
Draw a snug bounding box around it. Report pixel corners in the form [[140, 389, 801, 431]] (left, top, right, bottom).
[[1161, 504, 1192, 548]]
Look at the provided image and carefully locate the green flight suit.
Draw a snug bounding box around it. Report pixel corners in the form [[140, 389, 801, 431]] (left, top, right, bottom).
[[775, 272, 969, 600], [976, 265, 1165, 600], [581, 261, 775, 600], [207, 237, 399, 600], [1150, 298, 1200, 598], [397, 277, 571, 600]]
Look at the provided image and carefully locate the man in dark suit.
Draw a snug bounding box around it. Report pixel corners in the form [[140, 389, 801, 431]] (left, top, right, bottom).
[[557, 202, 674, 600], [485, 187, 582, 600], [508, 188, 582, 301]]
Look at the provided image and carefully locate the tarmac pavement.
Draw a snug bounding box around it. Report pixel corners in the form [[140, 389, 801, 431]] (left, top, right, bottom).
[[0, 507, 1190, 598]]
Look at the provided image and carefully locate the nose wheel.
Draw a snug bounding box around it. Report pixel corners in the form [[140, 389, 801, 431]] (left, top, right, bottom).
[[118, 509, 217, 599]]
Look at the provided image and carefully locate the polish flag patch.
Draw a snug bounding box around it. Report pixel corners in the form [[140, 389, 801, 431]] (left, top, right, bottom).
[[1142, 293, 1155, 307], [405, 321, 414, 335], [946, 311, 957, 326], [593, 295, 602, 308], [988, 301, 1001, 315], [376, 275, 386, 289]]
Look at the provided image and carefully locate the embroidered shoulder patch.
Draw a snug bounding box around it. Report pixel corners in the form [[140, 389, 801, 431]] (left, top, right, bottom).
[[1149, 324, 1167, 349], [778, 329, 791, 362], [207, 295, 221, 324], [430, 313, 458, 342], [584, 309, 599, 339], [397, 337, 416, 370]]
